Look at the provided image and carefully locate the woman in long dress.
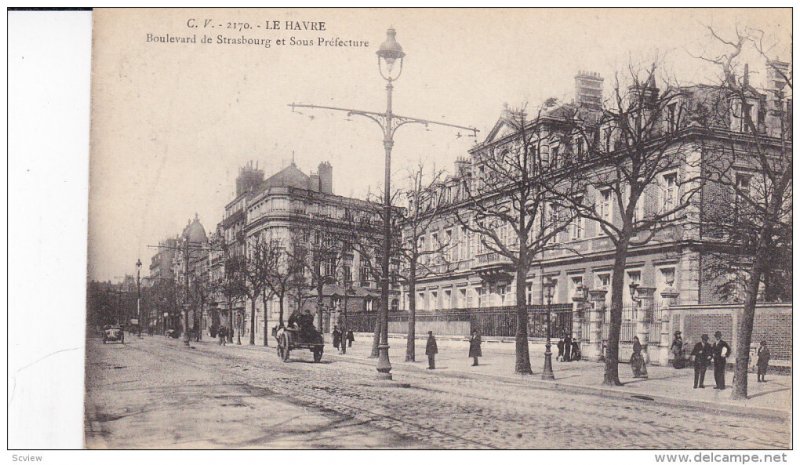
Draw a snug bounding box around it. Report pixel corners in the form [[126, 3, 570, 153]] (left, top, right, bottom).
[[630, 336, 648, 378]]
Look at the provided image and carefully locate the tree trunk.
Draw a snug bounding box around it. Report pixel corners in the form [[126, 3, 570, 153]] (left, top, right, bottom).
[[603, 240, 629, 386], [731, 239, 769, 399], [278, 294, 285, 327], [316, 278, 324, 333], [268, 291, 270, 347], [227, 299, 234, 343], [341, 293, 348, 355], [249, 296, 256, 345], [406, 275, 417, 362], [514, 258, 533, 375]]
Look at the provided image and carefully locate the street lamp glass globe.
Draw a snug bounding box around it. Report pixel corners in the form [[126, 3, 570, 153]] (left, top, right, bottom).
[[376, 28, 405, 75]]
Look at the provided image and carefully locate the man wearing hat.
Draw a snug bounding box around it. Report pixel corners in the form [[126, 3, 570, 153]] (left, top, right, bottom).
[[690, 334, 713, 388], [712, 331, 731, 390], [425, 331, 438, 370]]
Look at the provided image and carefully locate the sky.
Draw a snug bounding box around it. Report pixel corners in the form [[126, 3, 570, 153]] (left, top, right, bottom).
[[87, 8, 791, 282]]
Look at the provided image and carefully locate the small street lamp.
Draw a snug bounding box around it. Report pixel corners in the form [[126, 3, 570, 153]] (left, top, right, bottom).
[[629, 282, 641, 304], [542, 277, 556, 380]]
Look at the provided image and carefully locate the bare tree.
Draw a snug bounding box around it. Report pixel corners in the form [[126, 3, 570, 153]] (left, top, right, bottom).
[[242, 237, 276, 345], [698, 27, 792, 399], [395, 163, 454, 362], [454, 105, 572, 375], [546, 64, 705, 385], [216, 254, 246, 344], [263, 232, 306, 331], [342, 192, 402, 358]]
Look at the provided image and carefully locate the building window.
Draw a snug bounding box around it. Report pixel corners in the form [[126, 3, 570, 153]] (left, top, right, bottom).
[[445, 229, 454, 261], [324, 257, 337, 278], [526, 281, 533, 305], [666, 102, 677, 133], [497, 285, 507, 305], [443, 289, 452, 310], [418, 292, 426, 311], [734, 172, 752, 215], [597, 189, 612, 235], [571, 196, 585, 240], [431, 291, 438, 311], [458, 288, 467, 308], [661, 172, 678, 218], [568, 276, 583, 300], [597, 273, 611, 289]]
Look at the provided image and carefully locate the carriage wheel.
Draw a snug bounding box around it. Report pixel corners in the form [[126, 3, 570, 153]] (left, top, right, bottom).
[[313, 349, 322, 363], [281, 335, 290, 362]]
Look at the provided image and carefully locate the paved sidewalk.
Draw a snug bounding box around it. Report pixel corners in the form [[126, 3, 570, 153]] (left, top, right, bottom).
[[187, 331, 791, 417], [339, 333, 792, 417]]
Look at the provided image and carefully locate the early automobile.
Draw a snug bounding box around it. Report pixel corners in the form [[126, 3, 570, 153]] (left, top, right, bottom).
[[272, 325, 324, 362], [103, 325, 125, 344]]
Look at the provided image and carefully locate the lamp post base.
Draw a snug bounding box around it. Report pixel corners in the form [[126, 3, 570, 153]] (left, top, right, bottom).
[[542, 343, 555, 380], [376, 343, 392, 380]]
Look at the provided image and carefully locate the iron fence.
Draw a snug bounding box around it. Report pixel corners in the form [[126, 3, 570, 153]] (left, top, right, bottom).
[[348, 305, 574, 338]]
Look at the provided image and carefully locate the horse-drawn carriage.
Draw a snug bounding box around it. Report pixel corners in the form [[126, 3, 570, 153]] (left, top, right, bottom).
[[272, 325, 324, 362]]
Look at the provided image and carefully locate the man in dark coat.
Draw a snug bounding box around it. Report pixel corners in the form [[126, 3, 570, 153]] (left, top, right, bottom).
[[757, 340, 770, 382], [469, 330, 482, 366], [556, 337, 565, 362], [425, 331, 438, 369], [712, 331, 731, 390], [563, 334, 572, 362], [346, 330, 355, 348], [332, 325, 342, 352], [690, 334, 713, 388]]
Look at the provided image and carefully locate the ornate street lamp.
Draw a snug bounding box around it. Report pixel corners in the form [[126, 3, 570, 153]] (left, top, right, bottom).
[[289, 27, 478, 380], [542, 277, 556, 380], [373, 27, 407, 380]]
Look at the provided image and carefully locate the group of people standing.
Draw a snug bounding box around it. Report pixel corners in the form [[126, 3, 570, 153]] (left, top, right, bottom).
[[685, 331, 732, 389], [556, 334, 582, 362], [332, 325, 354, 353], [424, 330, 483, 369]]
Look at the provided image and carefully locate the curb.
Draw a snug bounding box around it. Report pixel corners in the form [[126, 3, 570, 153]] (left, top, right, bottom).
[[344, 336, 789, 419], [161, 336, 789, 420]]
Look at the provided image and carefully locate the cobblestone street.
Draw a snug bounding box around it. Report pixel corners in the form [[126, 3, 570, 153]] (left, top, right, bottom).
[[84, 335, 790, 449]]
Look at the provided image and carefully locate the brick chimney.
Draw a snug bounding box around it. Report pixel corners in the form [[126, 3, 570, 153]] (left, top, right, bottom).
[[575, 71, 604, 110], [318, 161, 333, 194]]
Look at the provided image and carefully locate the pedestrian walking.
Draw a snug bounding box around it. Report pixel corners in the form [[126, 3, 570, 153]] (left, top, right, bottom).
[[690, 334, 713, 388], [712, 331, 731, 390], [757, 340, 770, 383], [468, 330, 482, 366], [346, 330, 354, 348], [671, 331, 685, 368], [563, 334, 572, 362], [425, 331, 438, 369], [332, 325, 342, 352], [556, 337, 565, 362], [630, 336, 648, 378], [218, 326, 227, 346]]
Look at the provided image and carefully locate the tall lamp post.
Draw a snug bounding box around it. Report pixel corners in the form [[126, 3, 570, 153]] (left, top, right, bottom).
[[136, 259, 143, 338], [289, 28, 478, 380], [542, 277, 555, 380]]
